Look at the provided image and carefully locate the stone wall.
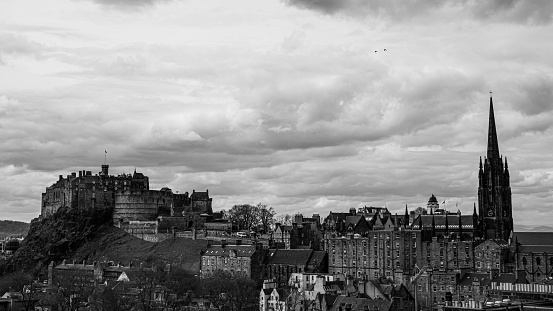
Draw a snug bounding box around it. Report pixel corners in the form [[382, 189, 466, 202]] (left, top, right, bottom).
[[113, 190, 173, 222]]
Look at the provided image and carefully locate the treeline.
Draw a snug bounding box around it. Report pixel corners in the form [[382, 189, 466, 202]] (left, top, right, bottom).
[[221, 203, 300, 233]]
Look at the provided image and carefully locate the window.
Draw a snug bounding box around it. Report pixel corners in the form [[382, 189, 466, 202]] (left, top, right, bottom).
[[537, 257, 542, 266], [522, 257, 527, 265]]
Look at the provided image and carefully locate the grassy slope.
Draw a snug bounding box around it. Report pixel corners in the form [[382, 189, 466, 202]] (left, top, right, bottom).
[[72, 227, 208, 273]]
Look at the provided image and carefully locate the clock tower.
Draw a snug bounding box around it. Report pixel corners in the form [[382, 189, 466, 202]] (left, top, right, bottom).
[[478, 96, 513, 241]]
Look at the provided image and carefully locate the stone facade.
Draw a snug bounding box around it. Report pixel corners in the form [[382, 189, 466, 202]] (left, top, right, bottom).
[[200, 242, 267, 281], [323, 229, 421, 283]]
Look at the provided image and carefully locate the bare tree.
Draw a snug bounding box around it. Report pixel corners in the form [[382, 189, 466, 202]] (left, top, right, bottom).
[[227, 204, 259, 231], [257, 203, 276, 234]]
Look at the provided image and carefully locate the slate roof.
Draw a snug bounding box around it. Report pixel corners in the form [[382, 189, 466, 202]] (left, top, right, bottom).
[[307, 251, 327, 268], [518, 245, 553, 253], [458, 273, 491, 286], [411, 215, 474, 229], [202, 245, 257, 258], [267, 249, 313, 266], [513, 232, 553, 246], [327, 212, 354, 223], [345, 215, 364, 228], [324, 281, 345, 292]]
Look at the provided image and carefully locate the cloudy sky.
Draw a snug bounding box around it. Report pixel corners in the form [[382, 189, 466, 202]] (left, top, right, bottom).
[[1, 0, 552, 227]]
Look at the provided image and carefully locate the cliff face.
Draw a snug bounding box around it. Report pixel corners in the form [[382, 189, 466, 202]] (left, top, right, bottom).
[[7, 206, 113, 274], [6, 206, 208, 276]]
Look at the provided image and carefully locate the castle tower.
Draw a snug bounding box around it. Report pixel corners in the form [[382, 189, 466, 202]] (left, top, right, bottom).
[[478, 96, 513, 241]]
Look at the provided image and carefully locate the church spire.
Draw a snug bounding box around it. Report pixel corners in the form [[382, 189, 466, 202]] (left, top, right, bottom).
[[487, 95, 500, 161]]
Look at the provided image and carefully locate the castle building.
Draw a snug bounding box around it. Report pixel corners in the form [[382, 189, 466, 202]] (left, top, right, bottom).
[[41, 165, 214, 235], [478, 97, 513, 241]]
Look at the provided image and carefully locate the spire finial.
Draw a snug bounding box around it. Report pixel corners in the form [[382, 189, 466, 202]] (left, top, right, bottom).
[[487, 95, 500, 161]]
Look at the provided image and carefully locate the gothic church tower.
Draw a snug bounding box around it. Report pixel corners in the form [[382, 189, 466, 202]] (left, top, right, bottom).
[[478, 96, 513, 241]]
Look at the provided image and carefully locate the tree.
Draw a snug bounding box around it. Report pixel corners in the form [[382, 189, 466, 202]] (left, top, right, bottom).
[[257, 203, 276, 233], [0, 271, 43, 311], [227, 204, 259, 231], [201, 271, 257, 311]]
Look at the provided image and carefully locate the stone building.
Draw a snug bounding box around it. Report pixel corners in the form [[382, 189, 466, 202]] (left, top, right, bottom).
[[512, 232, 553, 283], [323, 229, 421, 283], [272, 214, 323, 250], [41, 165, 143, 216], [263, 249, 327, 288], [200, 242, 268, 281], [474, 240, 510, 273], [41, 164, 215, 236]]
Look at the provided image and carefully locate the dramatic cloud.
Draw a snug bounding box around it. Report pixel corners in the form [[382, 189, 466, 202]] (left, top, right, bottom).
[[0, 0, 552, 227], [284, 0, 553, 24]]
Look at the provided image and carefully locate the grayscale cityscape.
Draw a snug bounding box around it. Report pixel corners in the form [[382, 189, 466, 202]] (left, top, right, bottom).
[[1, 1, 552, 311]]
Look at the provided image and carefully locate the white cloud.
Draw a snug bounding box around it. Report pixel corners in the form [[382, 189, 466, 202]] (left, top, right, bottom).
[[0, 0, 552, 227]]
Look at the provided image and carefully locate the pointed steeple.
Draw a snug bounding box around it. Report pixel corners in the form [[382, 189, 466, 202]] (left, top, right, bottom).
[[487, 96, 500, 161], [404, 205, 409, 228], [473, 203, 477, 216]]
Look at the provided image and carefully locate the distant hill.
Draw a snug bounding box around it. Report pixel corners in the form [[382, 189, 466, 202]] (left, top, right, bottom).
[[0, 220, 30, 239], [514, 224, 553, 232]]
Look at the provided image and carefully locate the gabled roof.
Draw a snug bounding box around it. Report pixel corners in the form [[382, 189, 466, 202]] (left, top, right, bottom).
[[491, 273, 517, 284], [326, 212, 354, 223], [345, 216, 365, 228], [267, 249, 313, 266]]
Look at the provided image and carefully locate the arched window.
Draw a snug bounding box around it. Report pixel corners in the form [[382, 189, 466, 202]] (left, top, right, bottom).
[[522, 257, 527, 265], [537, 257, 541, 266]]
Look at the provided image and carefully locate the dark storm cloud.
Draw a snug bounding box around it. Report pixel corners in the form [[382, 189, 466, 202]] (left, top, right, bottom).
[[284, 0, 553, 24], [282, 0, 444, 19], [514, 76, 553, 116], [85, 0, 174, 9], [472, 0, 553, 25]]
